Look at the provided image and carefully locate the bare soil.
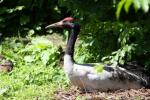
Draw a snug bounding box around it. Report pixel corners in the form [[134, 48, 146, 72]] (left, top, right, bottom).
[[54, 87, 150, 100]]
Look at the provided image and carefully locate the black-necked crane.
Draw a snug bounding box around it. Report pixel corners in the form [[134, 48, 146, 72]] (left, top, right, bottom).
[[46, 17, 150, 91]]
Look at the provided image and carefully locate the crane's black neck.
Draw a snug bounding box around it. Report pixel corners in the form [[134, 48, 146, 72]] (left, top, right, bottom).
[[65, 23, 80, 59]]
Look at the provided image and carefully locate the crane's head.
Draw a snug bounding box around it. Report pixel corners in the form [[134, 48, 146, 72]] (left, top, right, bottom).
[[45, 17, 76, 29]]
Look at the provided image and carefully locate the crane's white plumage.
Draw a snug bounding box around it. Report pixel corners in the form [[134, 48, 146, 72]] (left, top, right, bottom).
[[64, 54, 148, 91]]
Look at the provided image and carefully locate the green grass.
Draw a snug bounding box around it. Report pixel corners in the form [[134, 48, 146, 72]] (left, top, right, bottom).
[[0, 36, 69, 99]]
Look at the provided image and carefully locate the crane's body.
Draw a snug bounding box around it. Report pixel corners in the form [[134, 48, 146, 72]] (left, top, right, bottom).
[[64, 54, 147, 91], [46, 17, 150, 91]]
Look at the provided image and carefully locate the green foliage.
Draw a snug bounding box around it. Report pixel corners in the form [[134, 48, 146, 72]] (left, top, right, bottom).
[[59, 0, 150, 72], [58, 0, 114, 20], [75, 21, 142, 65], [75, 21, 118, 63], [1, 0, 150, 98], [0, 0, 65, 35], [94, 63, 104, 73], [0, 36, 68, 99], [0, 2, 150, 97], [102, 44, 137, 66], [18, 37, 60, 65], [116, 0, 150, 18]]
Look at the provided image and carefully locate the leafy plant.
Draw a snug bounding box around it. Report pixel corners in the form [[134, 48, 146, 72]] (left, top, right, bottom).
[[94, 63, 104, 73], [18, 37, 60, 66], [116, 0, 150, 18], [102, 44, 137, 66], [0, 0, 65, 35], [0, 36, 69, 99]]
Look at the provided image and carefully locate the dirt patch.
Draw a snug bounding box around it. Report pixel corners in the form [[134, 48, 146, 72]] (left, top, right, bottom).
[[54, 87, 150, 100]]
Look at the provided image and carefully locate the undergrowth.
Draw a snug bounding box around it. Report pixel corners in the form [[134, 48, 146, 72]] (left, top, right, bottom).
[[0, 36, 69, 99]]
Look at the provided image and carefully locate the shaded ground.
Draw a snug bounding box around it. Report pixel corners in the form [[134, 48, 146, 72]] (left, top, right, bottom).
[[54, 87, 150, 100]]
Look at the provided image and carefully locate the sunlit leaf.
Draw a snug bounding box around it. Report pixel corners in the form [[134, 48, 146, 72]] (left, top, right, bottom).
[[28, 29, 35, 36], [119, 59, 125, 64], [35, 44, 47, 50], [0, 88, 8, 95], [94, 63, 104, 73], [133, 0, 141, 11], [0, 0, 3, 3], [116, 0, 126, 19], [41, 50, 50, 65], [35, 26, 42, 31], [124, 0, 133, 13], [141, 0, 149, 13], [24, 55, 35, 63], [120, 50, 125, 57], [15, 6, 25, 11], [31, 37, 51, 46]]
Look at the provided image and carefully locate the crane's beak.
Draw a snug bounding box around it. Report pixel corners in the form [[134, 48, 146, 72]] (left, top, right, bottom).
[[45, 21, 63, 29]]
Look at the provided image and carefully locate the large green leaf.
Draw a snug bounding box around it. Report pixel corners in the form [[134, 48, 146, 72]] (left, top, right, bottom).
[[116, 0, 126, 19], [41, 50, 50, 65], [24, 55, 35, 63], [117, 0, 150, 18], [133, 0, 141, 11], [94, 63, 104, 73], [141, 0, 149, 12], [124, 0, 133, 13]]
